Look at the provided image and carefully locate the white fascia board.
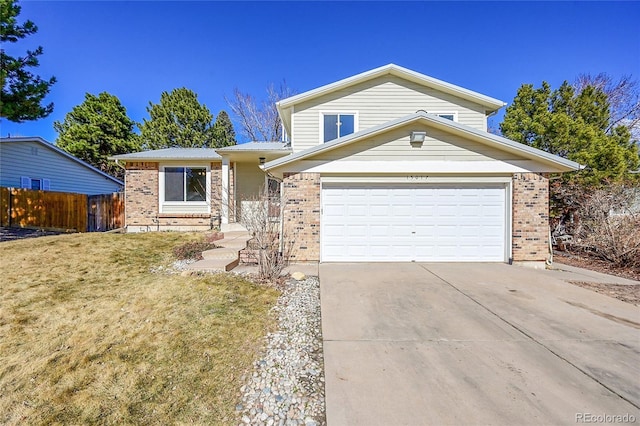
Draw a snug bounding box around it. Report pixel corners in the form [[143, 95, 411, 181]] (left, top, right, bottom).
[[264, 112, 582, 173], [277, 104, 293, 137], [271, 160, 569, 174], [276, 64, 505, 112], [436, 118, 582, 170], [111, 155, 222, 162]]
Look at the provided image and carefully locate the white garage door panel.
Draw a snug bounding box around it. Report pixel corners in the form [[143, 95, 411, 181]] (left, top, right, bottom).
[[321, 183, 506, 262]]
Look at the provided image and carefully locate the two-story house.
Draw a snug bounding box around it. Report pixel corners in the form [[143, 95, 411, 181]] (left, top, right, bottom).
[[113, 64, 581, 268]]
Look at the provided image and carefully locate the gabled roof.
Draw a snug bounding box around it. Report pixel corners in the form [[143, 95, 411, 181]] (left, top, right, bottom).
[[276, 64, 507, 134], [110, 148, 222, 161], [263, 112, 582, 173], [1, 136, 123, 185]]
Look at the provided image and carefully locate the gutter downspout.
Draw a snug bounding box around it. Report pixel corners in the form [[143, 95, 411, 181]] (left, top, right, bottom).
[[261, 165, 286, 255]]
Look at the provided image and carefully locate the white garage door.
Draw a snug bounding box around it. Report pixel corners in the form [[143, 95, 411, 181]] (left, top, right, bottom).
[[321, 183, 506, 262]]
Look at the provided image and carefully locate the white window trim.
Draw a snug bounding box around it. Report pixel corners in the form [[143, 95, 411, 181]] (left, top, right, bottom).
[[431, 111, 458, 122], [319, 110, 359, 144], [159, 165, 211, 213]]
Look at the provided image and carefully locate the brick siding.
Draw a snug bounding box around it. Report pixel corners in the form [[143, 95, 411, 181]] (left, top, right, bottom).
[[282, 172, 321, 262], [124, 161, 222, 231], [512, 172, 549, 262], [210, 162, 222, 223], [124, 162, 158, 228]]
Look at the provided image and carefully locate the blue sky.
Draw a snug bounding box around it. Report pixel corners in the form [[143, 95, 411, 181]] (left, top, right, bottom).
[[2, 1, 639, 143]]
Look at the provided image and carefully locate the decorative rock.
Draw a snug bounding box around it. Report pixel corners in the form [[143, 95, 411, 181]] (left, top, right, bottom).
[[237, 276, 325, 425], [291, 271, 306, 281]]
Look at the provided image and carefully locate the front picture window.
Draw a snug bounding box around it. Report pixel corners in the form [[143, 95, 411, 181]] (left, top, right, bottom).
[[164, 167, 206, 202], [323, 114, 355, 142]]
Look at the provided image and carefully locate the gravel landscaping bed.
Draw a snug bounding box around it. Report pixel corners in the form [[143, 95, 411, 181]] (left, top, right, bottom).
[[237, 275, 326, 426]]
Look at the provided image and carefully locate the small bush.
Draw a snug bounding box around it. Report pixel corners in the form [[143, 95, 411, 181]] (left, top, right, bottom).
[[173, 240, 217, 260], [204, 231, 224, 243]]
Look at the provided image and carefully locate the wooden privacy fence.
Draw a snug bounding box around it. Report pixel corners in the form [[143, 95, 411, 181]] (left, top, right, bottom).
[[88, 192, 124, 231], [0, 187, 123, 232]]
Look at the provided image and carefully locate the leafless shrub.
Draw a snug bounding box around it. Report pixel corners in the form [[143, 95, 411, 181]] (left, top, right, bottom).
[[239, 188, 294, 282], [570, 184, 640, 268]]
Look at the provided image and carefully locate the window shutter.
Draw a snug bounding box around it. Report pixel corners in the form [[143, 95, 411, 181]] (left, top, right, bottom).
[[20, 176, 31, 188], [42, 179, 51, 190]]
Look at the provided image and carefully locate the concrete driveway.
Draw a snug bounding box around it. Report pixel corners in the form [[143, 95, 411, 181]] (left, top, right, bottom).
[[320, 263, 640, 425]]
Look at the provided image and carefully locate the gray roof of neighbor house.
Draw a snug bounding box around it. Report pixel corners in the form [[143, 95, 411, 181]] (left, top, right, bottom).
[[216, 142, 291, 152], [110, 148, 222, 161], [263, 111, 583, 172], [1, 136, 123, 185]]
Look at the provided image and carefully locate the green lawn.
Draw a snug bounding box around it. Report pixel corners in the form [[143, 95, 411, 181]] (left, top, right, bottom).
[[0, 232, 278, 425]]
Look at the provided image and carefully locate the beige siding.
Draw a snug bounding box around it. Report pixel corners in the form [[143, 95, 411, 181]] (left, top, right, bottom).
[[291, 75, 488, 152], [313, 124, 522, 162], [235, 161, 267, 222], [236, 162, 266, 200]]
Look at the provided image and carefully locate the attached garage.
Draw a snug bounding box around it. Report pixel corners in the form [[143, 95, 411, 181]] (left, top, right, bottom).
[[265, 112, 581, 267], [321, 182, 507, 262]]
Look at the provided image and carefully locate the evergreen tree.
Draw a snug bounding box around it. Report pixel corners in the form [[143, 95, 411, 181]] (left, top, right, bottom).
[[500, 81, 639, 185], [139, 88, 215, 149], [0, 0, 56, 122], [212, 110, 236, 147], [54, 92, 139, 179]]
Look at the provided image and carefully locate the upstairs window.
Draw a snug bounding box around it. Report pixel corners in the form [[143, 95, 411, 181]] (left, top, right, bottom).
[[433, 112, 458, 122], [323, 113, 356, 142], [164, 167, 207, 202]]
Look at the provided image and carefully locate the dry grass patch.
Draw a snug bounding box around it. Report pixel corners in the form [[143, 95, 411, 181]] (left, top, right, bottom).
[[0, 232, 279, 425]]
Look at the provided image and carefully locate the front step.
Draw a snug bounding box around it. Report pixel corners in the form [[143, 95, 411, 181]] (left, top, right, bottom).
[[185, 258, 239, 272], [202, 247, 239, 260], [185, 228, 252, 272]]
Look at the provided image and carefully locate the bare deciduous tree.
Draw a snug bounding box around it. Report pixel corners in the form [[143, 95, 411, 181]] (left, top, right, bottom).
[[239, 186, 295, 282], [574, 73, 640, 138], [225, 81, 295, 142]]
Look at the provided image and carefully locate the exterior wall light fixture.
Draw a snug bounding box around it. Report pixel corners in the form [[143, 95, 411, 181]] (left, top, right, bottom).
[[410, 131, 426, 147]]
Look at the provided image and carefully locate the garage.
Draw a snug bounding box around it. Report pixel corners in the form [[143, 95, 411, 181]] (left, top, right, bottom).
[[321, 182, 507, 262]]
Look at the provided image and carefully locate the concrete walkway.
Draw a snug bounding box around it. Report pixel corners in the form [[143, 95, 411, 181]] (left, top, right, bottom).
[[548, 262, 640, 285], [320, 263, 640, 425]]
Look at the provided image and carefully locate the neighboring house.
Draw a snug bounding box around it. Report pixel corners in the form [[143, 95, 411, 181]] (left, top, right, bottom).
[[113, 64, 581, 268], [0, 136, 123, 195]]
